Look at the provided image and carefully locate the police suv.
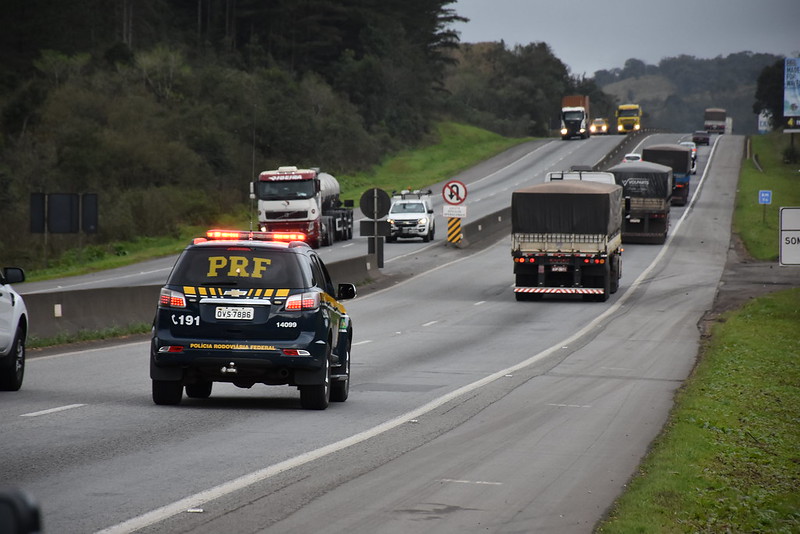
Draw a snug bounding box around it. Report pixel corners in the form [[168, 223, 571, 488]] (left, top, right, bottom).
[[150, 230, 356, 410], [0, 266, 27, 391], [386, 189, 435, 242]]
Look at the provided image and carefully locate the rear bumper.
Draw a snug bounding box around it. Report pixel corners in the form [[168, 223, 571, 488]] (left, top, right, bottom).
[[150, 332, 328, 385]]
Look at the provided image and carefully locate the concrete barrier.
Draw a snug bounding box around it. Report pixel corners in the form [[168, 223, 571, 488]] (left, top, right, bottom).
[[24, 255, 380, 341], [24, 285, 162, 341]]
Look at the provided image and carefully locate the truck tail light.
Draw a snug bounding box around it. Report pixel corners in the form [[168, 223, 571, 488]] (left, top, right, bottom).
[[285, 292, 320, 311]]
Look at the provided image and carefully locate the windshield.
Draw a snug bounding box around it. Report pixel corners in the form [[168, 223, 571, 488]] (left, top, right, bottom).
[[619, 109, 639, 117], [168, 247, 310, 289], [563, 111, 585, 120], [390, 202, 426, 214], [256, 180, 316, 201]]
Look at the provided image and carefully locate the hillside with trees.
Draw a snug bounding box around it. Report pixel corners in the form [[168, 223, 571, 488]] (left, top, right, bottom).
[[594, 52, 782, 134], [0, 2, 787, 268]]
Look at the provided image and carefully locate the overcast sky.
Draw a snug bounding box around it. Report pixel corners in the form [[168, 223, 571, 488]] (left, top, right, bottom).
[[452, 0, 799, 77]]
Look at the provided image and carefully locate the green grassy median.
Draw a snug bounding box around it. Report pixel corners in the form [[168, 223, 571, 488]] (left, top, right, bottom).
[[598, 289, 800, 533]]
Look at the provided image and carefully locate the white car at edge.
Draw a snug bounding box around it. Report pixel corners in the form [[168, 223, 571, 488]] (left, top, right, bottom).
[[1, 266, 28, 391]]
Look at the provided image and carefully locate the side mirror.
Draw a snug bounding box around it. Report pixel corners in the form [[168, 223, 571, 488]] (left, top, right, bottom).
[[337, 283, 357, 301], [2, 268, 25, 284]]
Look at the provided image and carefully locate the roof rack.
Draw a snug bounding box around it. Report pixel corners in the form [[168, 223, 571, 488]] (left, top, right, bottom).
[[391, 189, 433, 200]]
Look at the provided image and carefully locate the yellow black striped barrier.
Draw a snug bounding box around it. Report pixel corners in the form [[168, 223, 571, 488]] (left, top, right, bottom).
[[447, 217, 462, 244]]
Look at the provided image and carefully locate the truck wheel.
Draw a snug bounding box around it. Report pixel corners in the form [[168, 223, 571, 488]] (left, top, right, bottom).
[[0, 326, 25, 391], [152, 380, 183, 405], [599, 264, 611, 301], [186, 381, 213, 399], [610, 256, 620, 294], [300, 352, 330, 410]]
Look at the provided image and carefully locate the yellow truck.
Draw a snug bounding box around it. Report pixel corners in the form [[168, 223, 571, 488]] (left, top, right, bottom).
[[616, 103, 642, 134]]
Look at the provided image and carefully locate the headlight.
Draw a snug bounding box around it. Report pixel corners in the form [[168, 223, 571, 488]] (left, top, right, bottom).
[[387, 218, 395, 225], [590, 126, 596, 133], [634, 124, 640, 130], [560, 128, 568, 135], [418, 217, 428, 225]]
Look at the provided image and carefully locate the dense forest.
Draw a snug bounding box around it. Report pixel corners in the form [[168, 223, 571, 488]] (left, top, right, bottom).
[[0, 1, 786, 267]]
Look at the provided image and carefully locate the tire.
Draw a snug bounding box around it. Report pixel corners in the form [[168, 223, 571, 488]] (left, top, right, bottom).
[[185, 381, 213, 399], [300, 352, 330, 410], [610, 255, 620, 294], [599, 264, 611, 301], [152, 380, 183, 405], [422, 231, 430, 242], [330, 349, 350, 403], [0, 326, 25, 391]]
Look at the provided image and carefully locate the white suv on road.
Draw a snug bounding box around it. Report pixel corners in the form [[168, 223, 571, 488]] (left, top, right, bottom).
[[1, 266, 27, 391], [386, 190, 435, 242]]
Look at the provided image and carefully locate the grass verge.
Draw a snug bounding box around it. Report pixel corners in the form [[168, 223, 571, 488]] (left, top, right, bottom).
[[338, 121, 533, 202], [597, 289, 800, 533], [597, 133, 800, 532], [28, 323, 151, 350], [734, 133, 800, 261]]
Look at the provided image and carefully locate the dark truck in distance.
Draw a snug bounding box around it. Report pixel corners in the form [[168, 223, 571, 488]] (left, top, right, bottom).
[[692, 130, 710, 146], [512, 181, 624, 302], [608, 161, 673, 244], [642, 144, 693, 206]]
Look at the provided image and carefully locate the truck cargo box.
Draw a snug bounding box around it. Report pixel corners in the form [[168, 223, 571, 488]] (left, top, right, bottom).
[[511, 181, 623, 237], [608, 161, 673, 200], [641, 145, 692, 174]]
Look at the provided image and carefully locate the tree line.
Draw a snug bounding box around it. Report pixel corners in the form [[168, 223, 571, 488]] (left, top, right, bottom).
[[0, 2, 785, 267]]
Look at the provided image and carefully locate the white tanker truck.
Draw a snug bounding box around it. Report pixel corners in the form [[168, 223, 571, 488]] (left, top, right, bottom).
[[254, 166, 354, 248]]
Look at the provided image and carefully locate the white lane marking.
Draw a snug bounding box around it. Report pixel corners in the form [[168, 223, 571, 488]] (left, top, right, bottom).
[[440, 479, 503, 486], [24, 268, 171, 294], [31, 341, 149, 362], [98, 140, 718, 534], [422, 321, 438, 327], [474, 301, 485, 306], [20, 404, 86, 417], [547, 404, 592, 409], [352, 340, 373, 346]]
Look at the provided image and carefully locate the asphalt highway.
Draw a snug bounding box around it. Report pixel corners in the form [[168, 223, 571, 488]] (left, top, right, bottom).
[[1, 133, 740, 533]]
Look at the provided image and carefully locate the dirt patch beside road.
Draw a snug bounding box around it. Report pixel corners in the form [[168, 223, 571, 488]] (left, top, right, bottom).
[[702, 234, 798, 333]]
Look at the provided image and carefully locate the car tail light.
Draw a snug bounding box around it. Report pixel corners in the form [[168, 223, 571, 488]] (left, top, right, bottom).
[[285, 292, 320, 311], [159, 288, 186, 308]]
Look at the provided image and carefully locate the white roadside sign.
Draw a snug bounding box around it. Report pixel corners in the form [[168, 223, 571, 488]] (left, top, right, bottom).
[[779, 207, 800, 266], [443, 205, 467, 219]]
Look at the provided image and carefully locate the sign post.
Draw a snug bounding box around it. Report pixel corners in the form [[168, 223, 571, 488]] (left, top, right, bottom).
[[442, 180, 467, 245], [359, 188, 391, 268], [759, 190, 772, 223]]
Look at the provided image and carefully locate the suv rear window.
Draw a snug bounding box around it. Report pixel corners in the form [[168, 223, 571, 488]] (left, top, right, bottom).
[[167, 247, 311, 288]]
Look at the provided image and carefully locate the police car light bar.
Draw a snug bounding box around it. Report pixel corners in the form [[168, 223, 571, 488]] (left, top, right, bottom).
[[202, 229, 307, 243]]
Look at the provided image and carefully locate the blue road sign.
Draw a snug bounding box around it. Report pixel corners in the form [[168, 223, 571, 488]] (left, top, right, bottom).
[[759, 190, 772, 205]]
